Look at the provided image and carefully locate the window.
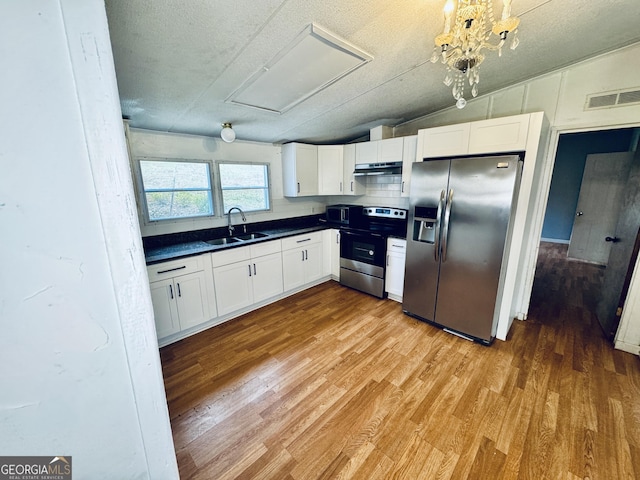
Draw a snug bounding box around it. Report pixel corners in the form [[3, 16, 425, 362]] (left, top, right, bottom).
[[139, 159, 214, 221], [218, 162, 270, 213]]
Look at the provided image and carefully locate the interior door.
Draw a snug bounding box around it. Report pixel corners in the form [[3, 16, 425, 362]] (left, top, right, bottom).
[[596, 149, 640, 340], [568, 152, 634, 264]]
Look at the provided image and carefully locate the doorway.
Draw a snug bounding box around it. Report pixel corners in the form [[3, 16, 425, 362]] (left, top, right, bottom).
[[537, 127, 639, 340]]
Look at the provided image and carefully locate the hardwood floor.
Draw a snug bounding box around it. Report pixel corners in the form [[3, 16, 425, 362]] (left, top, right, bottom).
[[160, 242, 640, 479]]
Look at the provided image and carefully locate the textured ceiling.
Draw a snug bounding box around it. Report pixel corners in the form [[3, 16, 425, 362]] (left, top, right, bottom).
[[104, 0, 640, 145]]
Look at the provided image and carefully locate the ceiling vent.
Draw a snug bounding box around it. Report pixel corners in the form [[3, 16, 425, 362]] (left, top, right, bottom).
[[585, 87, 640, 110], [227, 24, 373, 115]]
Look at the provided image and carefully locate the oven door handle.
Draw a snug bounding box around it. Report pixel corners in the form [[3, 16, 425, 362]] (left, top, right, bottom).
[[340, 230, 382, 237], [434, 189, 445, 261]]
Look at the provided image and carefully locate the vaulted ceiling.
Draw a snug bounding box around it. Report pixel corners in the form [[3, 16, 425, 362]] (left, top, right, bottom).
[[105, 0, 640, 144]]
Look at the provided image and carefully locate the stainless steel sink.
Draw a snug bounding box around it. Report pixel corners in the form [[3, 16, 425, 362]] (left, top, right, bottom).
[[205, 237, 242, 246], [234, 232, 269, 241], [205, 232, 268, 246]]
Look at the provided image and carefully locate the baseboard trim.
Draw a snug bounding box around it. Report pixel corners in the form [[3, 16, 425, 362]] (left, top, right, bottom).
[[540, 237, 570, 244], [158, 276, 334, 347], [614, 340, 640, 356]]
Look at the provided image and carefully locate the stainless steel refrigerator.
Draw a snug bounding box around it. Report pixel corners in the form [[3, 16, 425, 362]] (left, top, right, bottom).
[[403, 155, 522, 345]]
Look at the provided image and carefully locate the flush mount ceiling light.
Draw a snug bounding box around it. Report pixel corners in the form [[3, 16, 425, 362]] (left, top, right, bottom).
[[227, 23, 373, 114], [431, 0, 521, 109], [220, 123, 236, 143]]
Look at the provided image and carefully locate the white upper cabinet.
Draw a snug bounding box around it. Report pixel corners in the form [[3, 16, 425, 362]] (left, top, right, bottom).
[[318, 145, 344, 195], [420, 113, 533, 159], [468, 114, 530, 154], [282, 143, 318, 197], [401, 135, 417, 198], [342, 144, 365, 196], [355, 141, 378, 164], [355, 137, 405, 164], [378, 137, 404, 163], [421, 123, 471, 158]]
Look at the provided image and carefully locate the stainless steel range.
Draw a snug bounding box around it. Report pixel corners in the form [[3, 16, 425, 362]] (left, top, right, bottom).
[[328, 206, 407, 298]]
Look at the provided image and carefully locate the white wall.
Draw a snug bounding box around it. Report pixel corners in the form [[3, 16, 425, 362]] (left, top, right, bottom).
[[128, 129, 326, 237], [0, 1, 178, 478], [128, 129, 419, 237], [396, 42, 640, 352], [394, 43, 640, 135]]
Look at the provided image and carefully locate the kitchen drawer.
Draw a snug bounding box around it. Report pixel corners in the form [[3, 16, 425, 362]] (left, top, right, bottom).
[[211, 246, 251, 268], [147, 255, 205, 280], [387, 238, 407, 253], [281, 231, 323, 251], [250, 239, 282, 258]]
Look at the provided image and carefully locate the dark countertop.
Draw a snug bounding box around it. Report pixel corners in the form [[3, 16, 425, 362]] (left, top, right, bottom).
[[144, 215, 332, 265]]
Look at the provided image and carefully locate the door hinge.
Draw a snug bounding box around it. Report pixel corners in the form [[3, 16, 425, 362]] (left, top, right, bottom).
[[616, 307, 623, 317]]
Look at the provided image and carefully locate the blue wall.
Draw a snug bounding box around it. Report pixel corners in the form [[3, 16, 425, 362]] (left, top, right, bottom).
[[541, 128, 635, 242]]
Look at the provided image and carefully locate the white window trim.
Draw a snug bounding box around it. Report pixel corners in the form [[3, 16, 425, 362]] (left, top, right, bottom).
[[216, 160, 273, 215], [133, 156, 216, 225]]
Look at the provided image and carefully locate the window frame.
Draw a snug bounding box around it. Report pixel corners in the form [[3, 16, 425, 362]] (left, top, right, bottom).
[[216, 160, 272, 215], [133, 156, 216, 225]]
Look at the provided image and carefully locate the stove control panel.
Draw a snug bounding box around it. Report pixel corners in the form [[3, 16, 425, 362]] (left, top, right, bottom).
[[362, 207, 407, 219]]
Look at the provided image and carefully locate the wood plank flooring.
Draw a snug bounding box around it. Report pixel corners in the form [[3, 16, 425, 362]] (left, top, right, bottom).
[[160, 242, 640, 479]]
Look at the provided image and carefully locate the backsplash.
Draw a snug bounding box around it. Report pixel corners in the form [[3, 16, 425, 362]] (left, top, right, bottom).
[[366, 174, 402, 197]]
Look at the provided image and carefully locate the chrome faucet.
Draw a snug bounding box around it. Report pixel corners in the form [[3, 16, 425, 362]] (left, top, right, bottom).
[[227, 207, 246, 236]]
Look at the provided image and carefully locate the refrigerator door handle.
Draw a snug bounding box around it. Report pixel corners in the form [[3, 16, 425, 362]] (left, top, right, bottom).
[[441, 188, 454, 262], [434, 189, 445, 261]]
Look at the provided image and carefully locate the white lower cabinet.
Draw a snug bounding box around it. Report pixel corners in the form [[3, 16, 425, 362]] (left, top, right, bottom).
[[282, 232, 324, 291], [149, 279, 180, 338], [329, 229, 340, 279], [322, 228, 340, 279], [252, 252, 284, 302], [148, 232, 334, 345], [147, 255, 214, 340], [212, 241, 284, 316], [385, 238, 407, 302], [213, 257, 254, 315]]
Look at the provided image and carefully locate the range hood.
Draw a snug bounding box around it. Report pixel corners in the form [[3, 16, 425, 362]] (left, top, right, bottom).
[[353, 161, 403, 176]]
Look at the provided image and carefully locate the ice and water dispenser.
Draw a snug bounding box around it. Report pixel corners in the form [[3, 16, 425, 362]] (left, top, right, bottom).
[[413, 206, 438, 244]]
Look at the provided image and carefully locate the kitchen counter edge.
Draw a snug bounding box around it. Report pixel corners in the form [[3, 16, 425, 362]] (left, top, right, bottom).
[[144, 225, 332, 265]]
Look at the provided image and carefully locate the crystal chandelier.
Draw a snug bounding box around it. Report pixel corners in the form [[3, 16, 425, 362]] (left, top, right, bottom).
[[430, 0, 521, 109]]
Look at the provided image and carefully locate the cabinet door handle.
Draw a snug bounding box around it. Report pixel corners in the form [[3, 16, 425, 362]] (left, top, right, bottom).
[[177, 283, 181, 297], [297, 182, 300, 193], [340, 181, 343, 192], [169, 284, 174, 299], [158, 265, 186, 275], [248, 264, 252, 277], [301, 250, 305, 262], [305, 249, 308, 260], [253, 263, 257, 275], [296, 238, 311, 243], [401, 181, 405, 193], [336, 232, 340, 244], [387, 255, 389, 267], [350, 181, 353, 192]]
